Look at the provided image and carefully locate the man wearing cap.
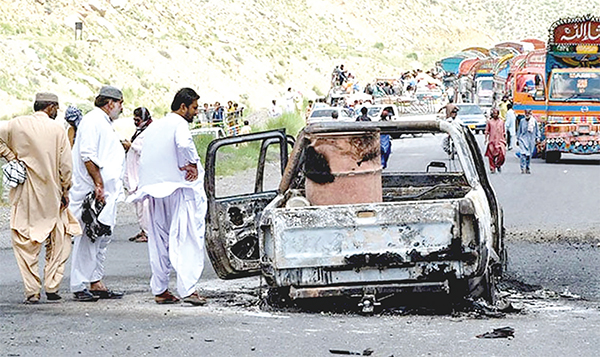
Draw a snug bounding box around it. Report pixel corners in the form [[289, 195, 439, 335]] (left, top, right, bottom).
[[129, 88, 207, 305], [0, 92, 81, 304], [64, 105, 83, 147], [69, 85, 126, 301]]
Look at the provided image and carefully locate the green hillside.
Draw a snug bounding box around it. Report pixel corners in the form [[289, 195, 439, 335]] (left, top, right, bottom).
[[0, 0, 594, 118]]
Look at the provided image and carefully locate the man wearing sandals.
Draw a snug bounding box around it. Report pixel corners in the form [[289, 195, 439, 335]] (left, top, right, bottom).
[[130, 88, 208, 306], [69, 86, 126, 302], [0, 92, 81, 304]]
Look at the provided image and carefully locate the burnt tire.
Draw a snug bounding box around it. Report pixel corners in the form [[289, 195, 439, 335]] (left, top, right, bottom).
[[468, 269, 497, 305], [264, 286, 291, 308]]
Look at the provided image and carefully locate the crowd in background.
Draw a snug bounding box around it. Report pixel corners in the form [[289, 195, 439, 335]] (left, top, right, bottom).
[[194, 100, 246, 136], [333, 64, 445, 98], [197, 100, 244, 124]]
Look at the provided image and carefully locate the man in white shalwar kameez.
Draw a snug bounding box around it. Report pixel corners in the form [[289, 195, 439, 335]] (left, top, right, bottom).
[[130, 88, 207, 305], [69, 86, 126, 301]]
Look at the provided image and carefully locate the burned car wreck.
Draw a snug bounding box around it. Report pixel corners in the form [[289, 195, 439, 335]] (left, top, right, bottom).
[[204, 119, 505, 312]]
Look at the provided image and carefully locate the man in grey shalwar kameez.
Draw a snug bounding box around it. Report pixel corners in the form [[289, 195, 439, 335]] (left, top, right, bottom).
[[516, 109, 540, 174]]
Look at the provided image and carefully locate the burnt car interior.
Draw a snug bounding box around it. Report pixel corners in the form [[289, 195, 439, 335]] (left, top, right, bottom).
[[276, 121, 474, 207], [277, 121, 501, 252]]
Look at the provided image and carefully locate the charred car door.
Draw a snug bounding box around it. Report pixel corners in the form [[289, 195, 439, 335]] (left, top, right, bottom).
[[462, 125, 505, 270], [204, 130, 291, 279]]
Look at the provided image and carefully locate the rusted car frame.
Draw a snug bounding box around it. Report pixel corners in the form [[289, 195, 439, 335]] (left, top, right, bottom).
[[204, 120, 505, 311]]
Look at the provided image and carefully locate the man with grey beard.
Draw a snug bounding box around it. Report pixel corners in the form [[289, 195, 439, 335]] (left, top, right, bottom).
[[69, 86, 126, 302]]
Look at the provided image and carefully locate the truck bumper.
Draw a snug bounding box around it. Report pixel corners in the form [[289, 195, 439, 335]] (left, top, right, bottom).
[[264, 259, 477, 289], [546, 136, 600, 154], [289, 280, 450, 299]]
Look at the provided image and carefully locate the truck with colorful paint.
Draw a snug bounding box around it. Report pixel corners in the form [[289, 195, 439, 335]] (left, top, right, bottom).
[[508, 49, 546, 118], [491, 41, 545, 110], [541, 15, 600, 162], [458, 58, 496, 110]]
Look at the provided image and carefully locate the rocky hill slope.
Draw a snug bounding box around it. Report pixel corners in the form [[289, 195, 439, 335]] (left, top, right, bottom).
[[0, 0, 593, 119]]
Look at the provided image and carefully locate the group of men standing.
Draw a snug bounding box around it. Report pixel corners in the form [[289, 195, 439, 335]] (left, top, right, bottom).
[[0, 87, 208, 305]]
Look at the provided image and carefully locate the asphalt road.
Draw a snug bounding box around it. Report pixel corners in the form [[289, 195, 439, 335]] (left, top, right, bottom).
[[1, 131, 600, 356]]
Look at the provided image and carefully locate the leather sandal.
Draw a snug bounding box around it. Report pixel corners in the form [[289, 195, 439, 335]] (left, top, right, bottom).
[[24, 294, 40, 304], [73, 289, 99, 302], [183, 292, 207, 306], [129, 231, 145, 241], [89, 289, 124, 299], [46, 292, 62, 301], [155, 290, 180, 304], [134, 231, 148, 243]]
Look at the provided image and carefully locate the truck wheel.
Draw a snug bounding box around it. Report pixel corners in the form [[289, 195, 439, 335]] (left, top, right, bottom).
[[448, 278, 469, 307], [545, 151, 561, 163]]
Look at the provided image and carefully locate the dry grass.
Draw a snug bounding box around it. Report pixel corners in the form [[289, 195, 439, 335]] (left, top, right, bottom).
[[0, 1, 594, 119]]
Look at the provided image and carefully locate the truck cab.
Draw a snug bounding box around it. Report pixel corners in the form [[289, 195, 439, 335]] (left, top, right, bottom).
[[474, 76, 494, 109], [544, 67, 600, 161], [540, 15, 600, 162]]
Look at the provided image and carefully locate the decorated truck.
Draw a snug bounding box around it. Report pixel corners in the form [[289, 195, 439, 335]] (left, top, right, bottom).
[[509, 49, 546, 118], [458, 58, 496, 110], [540, 15, 600, 162]]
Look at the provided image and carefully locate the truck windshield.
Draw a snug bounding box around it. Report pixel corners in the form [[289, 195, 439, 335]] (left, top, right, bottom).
[[549, 71, 600, 101], [477, 80, 493, 91]]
